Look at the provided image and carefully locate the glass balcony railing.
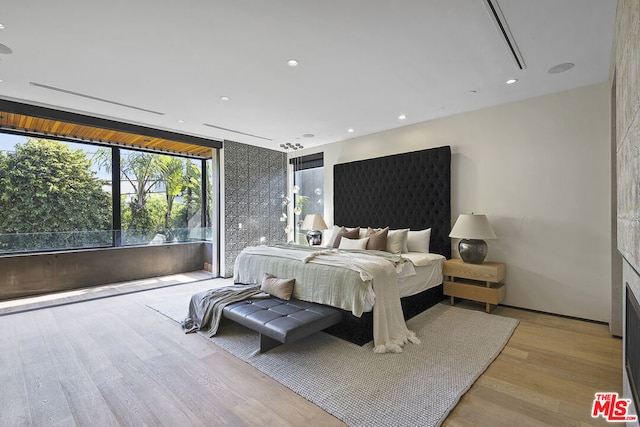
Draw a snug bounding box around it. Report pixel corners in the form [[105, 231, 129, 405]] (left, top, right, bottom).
[[120, 227, 212, 246], [0, 228, 214, 255]]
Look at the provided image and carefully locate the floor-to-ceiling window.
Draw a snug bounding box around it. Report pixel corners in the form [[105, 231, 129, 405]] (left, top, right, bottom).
[[118, 149, 207, 246], [0, 132, 213, 255], [0, 134, 112, 253], [292, 153, 324, 244]]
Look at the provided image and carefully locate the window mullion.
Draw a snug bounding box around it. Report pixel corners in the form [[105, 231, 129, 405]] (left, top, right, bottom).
[[112, 147, 121, 247]]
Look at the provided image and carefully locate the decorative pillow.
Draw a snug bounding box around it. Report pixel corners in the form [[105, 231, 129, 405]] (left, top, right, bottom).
[[325, 225, 342, 247], [261, 273, 295, 300], [406, 228, 432, 253], [332, 226, 360, 248], [386, 228, 409, 254], [338, 237, 369, 250], [365, 227, 389, 251]]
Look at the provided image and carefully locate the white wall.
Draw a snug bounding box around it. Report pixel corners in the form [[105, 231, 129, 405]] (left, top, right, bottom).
[[303, 83, 612, 321]]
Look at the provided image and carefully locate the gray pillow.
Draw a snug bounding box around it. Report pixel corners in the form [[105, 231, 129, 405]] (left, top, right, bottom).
[[332, 226, 360, 248], [366, 227, 389, 251], [261, 273, 295, 300]]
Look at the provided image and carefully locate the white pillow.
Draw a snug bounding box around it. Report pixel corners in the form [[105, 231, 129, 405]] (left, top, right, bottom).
[[339, 237, 370, 250], [326, 225, 342, 247], [386, 229, 409, 254], [406, 228, 431, 253]]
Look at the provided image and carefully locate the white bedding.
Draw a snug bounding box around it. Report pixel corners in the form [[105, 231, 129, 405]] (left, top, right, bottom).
[[399, 252, 445, 297], [234, 245, 420, 352], [361, 252, 445, 312]]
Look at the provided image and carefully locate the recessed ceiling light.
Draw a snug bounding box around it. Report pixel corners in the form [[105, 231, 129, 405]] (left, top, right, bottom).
[[0, 78, 3, 83], [347, 128, 354, 133], [220, 96, 230, 101], [398, 114, 407, 120], [302, 133, 314, 138], [177, 119, 185, 124], [0, 24, 5, 30], [287, 59, 299, 67], [547, 62, 574, 74], [505, 79, 518, 85]]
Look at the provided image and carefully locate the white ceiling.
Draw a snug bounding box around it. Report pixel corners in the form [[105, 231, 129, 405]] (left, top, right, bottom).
[[0, 0, 617, 150]]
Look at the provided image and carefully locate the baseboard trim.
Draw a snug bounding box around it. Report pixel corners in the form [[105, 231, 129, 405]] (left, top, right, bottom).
[[500, 303, 611, 327]]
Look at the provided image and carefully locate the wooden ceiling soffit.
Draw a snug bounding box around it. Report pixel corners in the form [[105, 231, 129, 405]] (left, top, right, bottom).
[[0, 99, 221, 158]]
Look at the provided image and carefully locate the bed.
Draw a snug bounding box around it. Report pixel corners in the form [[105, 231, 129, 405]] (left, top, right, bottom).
[[234, 145, 452, 347]]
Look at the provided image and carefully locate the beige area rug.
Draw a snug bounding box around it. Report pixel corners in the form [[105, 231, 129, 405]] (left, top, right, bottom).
[[148, 296, 518, 427]]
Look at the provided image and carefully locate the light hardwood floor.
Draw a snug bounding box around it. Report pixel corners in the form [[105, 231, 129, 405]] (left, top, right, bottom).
[[0, 277, 622, 426]]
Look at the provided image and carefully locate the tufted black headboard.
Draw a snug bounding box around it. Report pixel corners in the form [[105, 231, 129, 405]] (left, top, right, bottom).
[[333, 145, 451, 259]]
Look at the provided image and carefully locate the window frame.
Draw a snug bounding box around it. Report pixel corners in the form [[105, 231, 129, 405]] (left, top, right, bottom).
[[0, 130, 215, 255], [290, 153, 324, 244]]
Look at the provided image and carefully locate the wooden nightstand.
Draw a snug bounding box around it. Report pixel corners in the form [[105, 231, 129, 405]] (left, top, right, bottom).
[[443, 258, 506, 313]]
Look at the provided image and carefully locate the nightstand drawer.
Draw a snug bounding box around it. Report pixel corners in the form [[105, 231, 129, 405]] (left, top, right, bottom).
[[443, 259, 505, 283], [444, 280, 506, 305]]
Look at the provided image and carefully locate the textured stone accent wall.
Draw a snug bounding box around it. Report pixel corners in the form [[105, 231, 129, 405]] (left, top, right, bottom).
[[616, 0, 640, 417], [223, 140, 286, 277], [616, 0, 640, 272]]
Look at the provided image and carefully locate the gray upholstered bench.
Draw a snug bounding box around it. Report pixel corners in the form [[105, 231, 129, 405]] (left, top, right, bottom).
[[222, 298, 342, 352]]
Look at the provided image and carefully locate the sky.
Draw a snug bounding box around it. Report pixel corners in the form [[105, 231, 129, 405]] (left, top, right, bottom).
[[0, 132, 24, 152]]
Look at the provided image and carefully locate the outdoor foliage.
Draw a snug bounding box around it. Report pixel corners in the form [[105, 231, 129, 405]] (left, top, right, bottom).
[[117, 152, 203, 243], [0, 138, 111, 251], [0, 138, 208, 253], [95, 148, 206, 244]]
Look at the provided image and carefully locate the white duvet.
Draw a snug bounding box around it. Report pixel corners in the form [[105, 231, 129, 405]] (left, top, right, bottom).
[[236, 246, 422, 353]]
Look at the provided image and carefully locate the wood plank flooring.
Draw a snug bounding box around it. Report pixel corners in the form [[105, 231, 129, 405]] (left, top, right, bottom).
[[444, 303, 622, 427], [0, 278, 622, 426]]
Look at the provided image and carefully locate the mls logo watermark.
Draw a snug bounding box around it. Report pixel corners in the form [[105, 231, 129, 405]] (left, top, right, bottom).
[[591, 392, 638, 422]]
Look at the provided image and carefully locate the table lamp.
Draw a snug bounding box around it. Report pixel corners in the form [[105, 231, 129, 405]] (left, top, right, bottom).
[[449, 213, 497, 264], [300, 214, 328, 246]]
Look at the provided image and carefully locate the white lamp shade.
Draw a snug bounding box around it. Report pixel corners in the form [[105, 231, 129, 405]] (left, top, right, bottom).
[[300, 214, 328, 231], [449, 214, 497, 240]]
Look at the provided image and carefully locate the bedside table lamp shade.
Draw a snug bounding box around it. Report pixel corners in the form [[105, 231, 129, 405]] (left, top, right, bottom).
[[449, 214, 497, 264], [300, 214, 328, 246]]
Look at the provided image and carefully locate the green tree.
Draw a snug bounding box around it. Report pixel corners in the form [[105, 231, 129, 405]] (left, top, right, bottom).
[[0, 138, 111, 251], [157, 155, 186, 230], [120, 151, 161, 210], [95, 148, 205, 243], [170, 160, 203, 240], [96, 149, 163, 240], [181, 160, 202, 225]]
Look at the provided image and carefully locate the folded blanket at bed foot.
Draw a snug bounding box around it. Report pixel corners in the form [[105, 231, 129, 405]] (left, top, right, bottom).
[[181, 284, 264, 337]]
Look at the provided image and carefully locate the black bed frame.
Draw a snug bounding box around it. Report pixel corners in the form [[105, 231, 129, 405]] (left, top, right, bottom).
[[324, 145, 452, 345]]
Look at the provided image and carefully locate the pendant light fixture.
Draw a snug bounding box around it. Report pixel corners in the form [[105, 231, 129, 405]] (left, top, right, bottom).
[[279, 142, 304, 241]]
